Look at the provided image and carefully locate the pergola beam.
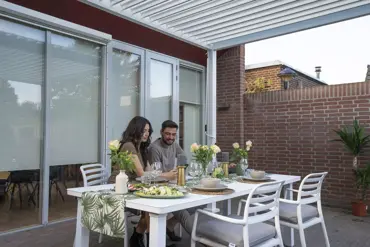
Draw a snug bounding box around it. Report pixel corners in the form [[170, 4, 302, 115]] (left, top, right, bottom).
[[211, 3, 370, 50]]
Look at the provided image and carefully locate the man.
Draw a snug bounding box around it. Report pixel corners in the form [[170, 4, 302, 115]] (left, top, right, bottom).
[[148, 120, 186, 180], [148, 120, 186, 242]]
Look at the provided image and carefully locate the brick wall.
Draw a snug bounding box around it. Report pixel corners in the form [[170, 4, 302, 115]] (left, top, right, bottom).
[[244, 82, 370, 207], [216, 46, 245, 152], [245, 65, 282, 91], [245, 65, 325, 91]]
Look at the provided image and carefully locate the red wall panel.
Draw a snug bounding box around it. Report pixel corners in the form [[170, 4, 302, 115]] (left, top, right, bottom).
[[7, 0, 207, 66]]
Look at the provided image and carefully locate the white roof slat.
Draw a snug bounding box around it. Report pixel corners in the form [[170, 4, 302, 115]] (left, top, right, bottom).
[[170, 0, 271, 30], [149, 0, 211, 21], [140, 0, 186, 18], [184, 0, 312, 35], [206, 0, 368, 43], [128, 0, 168, 14], [157, 0, 236, 25], [80, 0, 370, 50], [195, 0, 340, 39], [118, 0, 146, 10]]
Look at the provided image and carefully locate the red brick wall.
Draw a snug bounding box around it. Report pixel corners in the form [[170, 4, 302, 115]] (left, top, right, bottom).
[[245, 65, 325, 91], [244, 82, 370, 207], [245, 65, 282, 91], [216, 46, 245, 152]]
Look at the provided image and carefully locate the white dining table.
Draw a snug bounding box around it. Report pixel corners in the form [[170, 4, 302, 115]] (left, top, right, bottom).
[[67, 174, 300, 247]]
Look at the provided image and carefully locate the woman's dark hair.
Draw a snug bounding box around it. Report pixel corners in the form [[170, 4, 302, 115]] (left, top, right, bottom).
[[120, 116, 153, 168]]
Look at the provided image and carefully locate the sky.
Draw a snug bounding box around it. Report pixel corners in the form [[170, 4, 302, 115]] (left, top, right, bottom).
[[245, 15, 370, 85]]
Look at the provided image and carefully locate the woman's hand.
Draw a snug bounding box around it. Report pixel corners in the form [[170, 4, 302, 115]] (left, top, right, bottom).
[[161, 169, 178, 180]]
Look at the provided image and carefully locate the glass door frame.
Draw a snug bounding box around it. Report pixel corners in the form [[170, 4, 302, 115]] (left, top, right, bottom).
[[105, 41, 145, 173], [144, 51, 180, 132], [179, 60, 206, 145]]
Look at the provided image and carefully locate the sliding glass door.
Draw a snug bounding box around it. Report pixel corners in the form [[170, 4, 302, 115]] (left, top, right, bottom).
[[145, 52, 178, 140]]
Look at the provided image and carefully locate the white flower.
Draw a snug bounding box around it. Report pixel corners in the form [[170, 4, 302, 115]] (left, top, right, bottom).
[[201, 145, 209, 150], [246, 140, 252, 147], [108, 140, 120, 151], [246, 146, 250, 151], [210, 144, 221, 154], [190, 143, 199, 153], [232, 142, 240, 149]]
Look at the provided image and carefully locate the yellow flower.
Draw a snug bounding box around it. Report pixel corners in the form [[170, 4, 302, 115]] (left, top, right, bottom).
[[210, 144, 221, 154], [246, 146, 251, 151], [108, 140, 120, 151], [232, 142, 240, 149], [201, 145, 209, 150], [190, 143, 199, 153]]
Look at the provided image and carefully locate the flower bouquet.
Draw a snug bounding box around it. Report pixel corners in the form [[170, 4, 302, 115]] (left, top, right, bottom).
[[108, 140, 135, 172], [190, 143, 221, 175], [230, 141, 253, 176]]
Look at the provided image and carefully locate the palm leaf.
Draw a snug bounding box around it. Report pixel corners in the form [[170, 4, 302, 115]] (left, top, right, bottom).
[[81, 192, 99, 214], [108, 214, 125, 237]]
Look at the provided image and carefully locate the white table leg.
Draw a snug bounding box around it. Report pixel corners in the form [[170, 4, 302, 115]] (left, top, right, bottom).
[[74, 198, 90, 247], [149, 213, 167, 247], [204, 202, 220, 213], [227, 199, 231, 215]]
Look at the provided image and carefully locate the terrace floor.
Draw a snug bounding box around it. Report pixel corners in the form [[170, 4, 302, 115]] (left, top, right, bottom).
[[0, 202, 369, 247]]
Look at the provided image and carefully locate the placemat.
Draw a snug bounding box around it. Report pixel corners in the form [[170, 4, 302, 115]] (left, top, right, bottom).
[[237, 178, 276, 184], [189, 188, 235, 195]]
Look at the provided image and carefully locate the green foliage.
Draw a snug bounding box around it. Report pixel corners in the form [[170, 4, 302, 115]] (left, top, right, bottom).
[[246, 77, 272, 94], [353, 164, 370, 201], [332, 119, 370, 156]]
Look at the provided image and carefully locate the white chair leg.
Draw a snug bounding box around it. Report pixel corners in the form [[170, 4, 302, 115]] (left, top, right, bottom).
[[98, 233, 103, 244], [321, 219, 330, 247], [298, 227, 307, 247], [179, 224, 183, 238]]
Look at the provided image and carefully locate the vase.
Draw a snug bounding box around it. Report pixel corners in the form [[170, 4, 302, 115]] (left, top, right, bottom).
[[236, 158, 248, 176], [115, 170, 128, 194], [200, 161, 211, 177]]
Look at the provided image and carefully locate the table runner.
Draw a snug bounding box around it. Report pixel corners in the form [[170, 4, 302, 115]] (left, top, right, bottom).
[[81, 191, 127, 238]]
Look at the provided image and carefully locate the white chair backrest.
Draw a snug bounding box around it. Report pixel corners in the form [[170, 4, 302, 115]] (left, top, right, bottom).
[[80, 163, 108, 187], [243, 180, 285, 225], [297, 172, 328, 205]]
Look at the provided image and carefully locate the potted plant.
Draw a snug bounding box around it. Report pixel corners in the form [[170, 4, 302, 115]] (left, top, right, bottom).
[[352, 164, 370, 216], [332, 119, 370, 168], [332, 119, 370, 216]]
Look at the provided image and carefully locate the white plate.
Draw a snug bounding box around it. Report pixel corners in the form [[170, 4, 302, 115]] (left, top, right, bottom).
[[135, 177, 168, 183], [192, 184, 228, 191], [242, 175, 271, 181]]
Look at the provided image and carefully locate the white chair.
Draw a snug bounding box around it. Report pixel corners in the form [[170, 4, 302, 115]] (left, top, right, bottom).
[[191, 180, 285, 247], [279, 172, 330, 247], [80, 163, 108, 244]]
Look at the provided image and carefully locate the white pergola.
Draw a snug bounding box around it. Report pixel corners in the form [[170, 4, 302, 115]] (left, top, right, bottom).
[[81, 0, 370, 144]]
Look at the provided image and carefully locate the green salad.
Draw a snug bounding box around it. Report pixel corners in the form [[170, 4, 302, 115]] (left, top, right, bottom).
[[138, 185, 184, 197]]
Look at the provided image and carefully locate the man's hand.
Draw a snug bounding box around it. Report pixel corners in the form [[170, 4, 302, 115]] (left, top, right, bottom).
[[161, 169, 178, 180]]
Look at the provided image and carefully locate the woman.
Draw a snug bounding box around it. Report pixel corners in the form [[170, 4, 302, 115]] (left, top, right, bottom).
[[109, 116, 152, 247], [109, 116, 175, 247]]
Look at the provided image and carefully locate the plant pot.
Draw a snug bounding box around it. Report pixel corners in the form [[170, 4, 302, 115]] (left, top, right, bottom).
[[351, 201, 368, 216]]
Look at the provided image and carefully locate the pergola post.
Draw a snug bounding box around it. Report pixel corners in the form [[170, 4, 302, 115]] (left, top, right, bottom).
[[206, 49, 217, 145]]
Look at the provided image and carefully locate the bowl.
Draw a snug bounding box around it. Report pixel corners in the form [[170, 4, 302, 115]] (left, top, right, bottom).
[[200, 178, 221, 188], [249, 170, 266, 179]]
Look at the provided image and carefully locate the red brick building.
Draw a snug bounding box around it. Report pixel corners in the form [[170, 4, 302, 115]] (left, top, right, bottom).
[[245, 60, 327, 92]]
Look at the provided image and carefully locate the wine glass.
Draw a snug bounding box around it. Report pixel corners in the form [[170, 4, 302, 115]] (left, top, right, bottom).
[[151, 162, 163, 184], [188, 162, 202, 184]]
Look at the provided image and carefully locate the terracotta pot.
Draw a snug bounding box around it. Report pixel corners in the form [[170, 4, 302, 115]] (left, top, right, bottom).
[[351, 201, 368, 216]]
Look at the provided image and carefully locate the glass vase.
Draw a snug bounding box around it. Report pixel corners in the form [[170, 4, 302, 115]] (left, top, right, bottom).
[[236, 158, 248, 176]]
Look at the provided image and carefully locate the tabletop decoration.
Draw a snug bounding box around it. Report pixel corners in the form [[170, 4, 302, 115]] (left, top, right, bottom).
[[190, 143, 221, 176], [231, 140, 253, 176], [108, 140, 135, 194]]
